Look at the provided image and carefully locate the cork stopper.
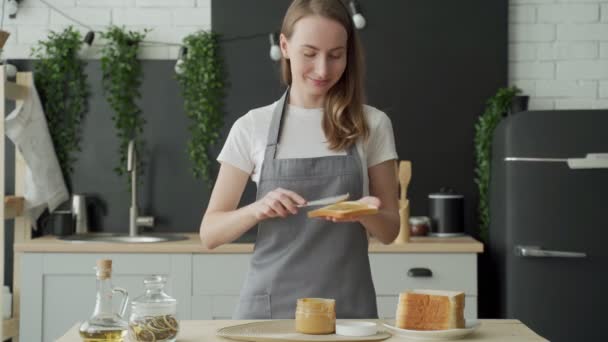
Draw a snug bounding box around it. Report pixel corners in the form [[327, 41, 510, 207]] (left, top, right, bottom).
[[96, 259, 112, 279]]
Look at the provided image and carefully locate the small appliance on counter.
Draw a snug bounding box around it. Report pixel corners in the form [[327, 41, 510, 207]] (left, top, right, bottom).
[[45, 193, 90, 236], [71, 193, 90, 234], [428, 188, 465, 237]]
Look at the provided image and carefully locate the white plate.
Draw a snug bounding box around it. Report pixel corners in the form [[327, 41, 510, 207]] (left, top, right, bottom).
[[382, 320, 481, 341]]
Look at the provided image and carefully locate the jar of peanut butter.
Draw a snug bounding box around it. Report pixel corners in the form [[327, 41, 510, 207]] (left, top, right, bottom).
[[295, 298, 336, 334]]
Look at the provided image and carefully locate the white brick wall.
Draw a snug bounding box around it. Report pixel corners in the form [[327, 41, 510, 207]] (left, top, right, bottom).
[[0, 0, 211, 59], [510, 0, 608, 110]]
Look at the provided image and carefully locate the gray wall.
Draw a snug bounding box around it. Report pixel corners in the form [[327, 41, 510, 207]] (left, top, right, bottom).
[[8, 60, 210, 235], [213, 0, 508, 237]]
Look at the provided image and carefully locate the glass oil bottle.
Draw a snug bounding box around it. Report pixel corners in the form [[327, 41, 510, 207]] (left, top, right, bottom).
[[79, 259, 129, 342]]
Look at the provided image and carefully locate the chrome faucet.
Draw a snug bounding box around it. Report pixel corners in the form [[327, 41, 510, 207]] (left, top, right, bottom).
[[127, 140, 154, 237]]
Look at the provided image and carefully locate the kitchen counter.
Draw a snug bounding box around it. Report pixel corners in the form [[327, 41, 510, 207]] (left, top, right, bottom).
[[57, 319, 547, 341], [14, 233, 483, 253], [19, 235, 484, 340]]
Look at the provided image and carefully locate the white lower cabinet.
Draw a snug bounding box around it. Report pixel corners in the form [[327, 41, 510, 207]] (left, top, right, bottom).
[[20, 253, 192, 342], [369, 253, 478, 319], [191, 295, 240, 320], [21, 252, 477, 341]]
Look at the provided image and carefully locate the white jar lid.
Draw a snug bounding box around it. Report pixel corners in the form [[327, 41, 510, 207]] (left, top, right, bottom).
[[335, 321, 377, 337]]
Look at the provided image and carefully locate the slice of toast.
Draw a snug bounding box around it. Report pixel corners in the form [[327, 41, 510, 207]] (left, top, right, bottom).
[[395, 289, 465, 330], [307, 201, 378, 219]]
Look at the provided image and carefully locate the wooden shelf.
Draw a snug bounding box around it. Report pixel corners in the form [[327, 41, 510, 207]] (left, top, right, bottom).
[[2, 318, 18, 341], [4, 196, 24, 220], [1, 70, 31, 342]]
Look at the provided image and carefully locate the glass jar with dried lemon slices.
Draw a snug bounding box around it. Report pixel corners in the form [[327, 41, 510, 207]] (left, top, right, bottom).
[[128, 275, 179, 342]]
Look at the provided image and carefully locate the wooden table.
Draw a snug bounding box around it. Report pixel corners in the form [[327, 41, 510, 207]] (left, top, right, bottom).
[[57, 319, 547, 341]]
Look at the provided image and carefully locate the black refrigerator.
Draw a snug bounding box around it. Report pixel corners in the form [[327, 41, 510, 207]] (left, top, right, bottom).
[[488, 110, 608, 342]]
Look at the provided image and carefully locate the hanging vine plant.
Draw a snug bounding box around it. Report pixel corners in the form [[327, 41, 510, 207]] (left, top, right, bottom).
[[100, 26, 149, 185], [32, 26, 90, 189], [176, 31, 225, 185], [474, 86, 521, 241]]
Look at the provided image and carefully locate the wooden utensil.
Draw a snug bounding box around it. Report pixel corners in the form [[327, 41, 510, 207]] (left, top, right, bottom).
[[399, 161, 411, 202], [395, 161, 400, 198], [394, 199, 410, 244]]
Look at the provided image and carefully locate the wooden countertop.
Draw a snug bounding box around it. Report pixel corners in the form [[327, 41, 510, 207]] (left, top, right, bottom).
[[57, 319, 546, 341], [14, 233, 483, 254]]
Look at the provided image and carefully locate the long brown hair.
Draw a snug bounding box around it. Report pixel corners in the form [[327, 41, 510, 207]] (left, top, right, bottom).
[[280, 0, 369, 150]]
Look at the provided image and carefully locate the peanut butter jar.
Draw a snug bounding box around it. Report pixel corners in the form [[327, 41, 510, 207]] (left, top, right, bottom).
[[295, 298, 336, 334]]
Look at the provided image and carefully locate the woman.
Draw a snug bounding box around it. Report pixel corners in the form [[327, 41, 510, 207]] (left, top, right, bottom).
[[200, 0, 399, 319]]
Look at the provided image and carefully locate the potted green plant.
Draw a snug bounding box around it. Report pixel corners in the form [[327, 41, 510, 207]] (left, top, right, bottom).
[[176, 31, 225, 186], [474, 86, 521, 241], [100, 26, 149, 187], [32, 26, 90, 189]]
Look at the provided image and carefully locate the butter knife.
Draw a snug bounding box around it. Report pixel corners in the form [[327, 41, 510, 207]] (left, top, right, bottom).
[[298, 193, 350, 208]]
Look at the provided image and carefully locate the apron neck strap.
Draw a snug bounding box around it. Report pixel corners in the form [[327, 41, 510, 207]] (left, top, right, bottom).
[[265, 88, 289, 159], [267, 88, 289, 147]]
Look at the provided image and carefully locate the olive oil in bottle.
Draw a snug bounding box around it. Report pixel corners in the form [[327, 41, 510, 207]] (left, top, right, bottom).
[[79, 259, 129, 341], [79, 329, 127, 342]]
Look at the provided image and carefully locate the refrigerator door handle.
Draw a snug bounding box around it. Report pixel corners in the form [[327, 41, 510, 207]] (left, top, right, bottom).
[[505, 153, 608, 169], [515, 245, 587, 258]]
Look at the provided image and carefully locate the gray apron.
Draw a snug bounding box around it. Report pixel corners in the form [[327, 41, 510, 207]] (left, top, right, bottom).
[[233, 90, 378, 319]]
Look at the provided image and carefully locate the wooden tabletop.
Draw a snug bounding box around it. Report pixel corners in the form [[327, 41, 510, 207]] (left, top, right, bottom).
[[14, 233, 483, 253], [57, 319, 545, 341]]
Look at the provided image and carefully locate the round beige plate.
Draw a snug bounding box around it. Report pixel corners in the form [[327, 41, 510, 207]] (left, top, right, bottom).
[[217, 320, 391, 342]]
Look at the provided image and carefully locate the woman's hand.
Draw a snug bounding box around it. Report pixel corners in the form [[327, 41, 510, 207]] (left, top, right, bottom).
[[250, 187, 307, 220], [321, 196, 381, 223]]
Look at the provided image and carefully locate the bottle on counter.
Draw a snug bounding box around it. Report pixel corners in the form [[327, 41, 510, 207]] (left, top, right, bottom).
[[79, 259, 129, 342], [409, 216, 431, 236], [129, 275, 179, 342]]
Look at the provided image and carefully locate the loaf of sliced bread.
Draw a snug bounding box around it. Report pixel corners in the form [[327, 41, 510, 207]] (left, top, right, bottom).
[[395, 289, 465, 330], [307, 201, 378, 219]]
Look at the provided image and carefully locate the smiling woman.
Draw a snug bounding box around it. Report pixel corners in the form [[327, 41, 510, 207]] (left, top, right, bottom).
[[200, 0, 399, 320], [279, 1, 367, 151]]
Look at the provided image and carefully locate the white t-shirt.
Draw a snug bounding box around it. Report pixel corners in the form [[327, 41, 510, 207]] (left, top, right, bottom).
[[217, 101, 398, 196]]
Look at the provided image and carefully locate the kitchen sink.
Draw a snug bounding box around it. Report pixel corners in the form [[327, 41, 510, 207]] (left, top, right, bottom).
[[59, 233, 189, 243]]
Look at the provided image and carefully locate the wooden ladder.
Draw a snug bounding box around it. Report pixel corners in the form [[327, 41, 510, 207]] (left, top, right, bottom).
[[1, 67, 34, 342]]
